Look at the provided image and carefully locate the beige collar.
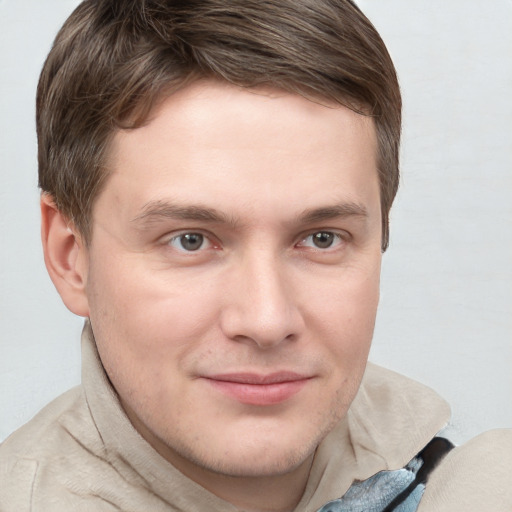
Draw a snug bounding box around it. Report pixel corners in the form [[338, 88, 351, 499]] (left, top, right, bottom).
[[81, 321, 450, 512]]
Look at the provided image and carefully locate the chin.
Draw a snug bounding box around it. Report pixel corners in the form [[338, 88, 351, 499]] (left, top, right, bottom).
[[165, 418, 332, 479], [197, 443, 315, 478]]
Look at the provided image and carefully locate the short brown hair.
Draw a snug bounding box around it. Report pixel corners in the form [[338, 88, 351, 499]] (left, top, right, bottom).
[[37, 0, 401, 250]]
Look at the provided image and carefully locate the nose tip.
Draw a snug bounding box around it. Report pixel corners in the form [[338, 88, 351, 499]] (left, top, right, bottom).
[[219, 259, 303, 349], [230, 311, 297, 349]]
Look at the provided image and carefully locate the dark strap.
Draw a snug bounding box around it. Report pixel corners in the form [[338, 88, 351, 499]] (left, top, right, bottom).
[[382, 437, 454, 511]]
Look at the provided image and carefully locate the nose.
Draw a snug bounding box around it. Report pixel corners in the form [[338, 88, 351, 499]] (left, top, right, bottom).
[[219, 250, 304, 349]]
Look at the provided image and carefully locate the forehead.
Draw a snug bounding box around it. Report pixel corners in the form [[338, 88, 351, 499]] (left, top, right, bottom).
[[100, 81, 379, 224], [135, 81, 375, 151]]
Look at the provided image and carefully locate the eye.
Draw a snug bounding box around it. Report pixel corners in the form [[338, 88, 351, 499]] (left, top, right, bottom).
[[168, 232, 211, 252], [298, 231, 345, 249]]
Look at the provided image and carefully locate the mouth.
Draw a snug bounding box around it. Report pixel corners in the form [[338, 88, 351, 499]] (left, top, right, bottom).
[[203, 372, 312, 406]]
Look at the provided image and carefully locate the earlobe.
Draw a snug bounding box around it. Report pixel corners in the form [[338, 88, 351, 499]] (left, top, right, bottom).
[[41, 194, 90, 317]]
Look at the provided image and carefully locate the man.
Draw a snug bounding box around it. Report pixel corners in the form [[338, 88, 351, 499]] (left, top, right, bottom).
[[0, 1, 510, 510]]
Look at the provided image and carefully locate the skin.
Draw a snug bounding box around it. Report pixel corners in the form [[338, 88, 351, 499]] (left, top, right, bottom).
[[43, 81, 382, 512]]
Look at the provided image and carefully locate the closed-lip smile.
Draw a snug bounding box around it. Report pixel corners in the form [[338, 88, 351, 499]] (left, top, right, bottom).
[[203, 372, 312, 405]]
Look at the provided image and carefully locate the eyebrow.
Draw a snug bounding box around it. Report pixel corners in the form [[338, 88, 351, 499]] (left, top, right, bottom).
[[132, 199, 368, 229], [132, 200, 233, 227], [297, 202, 368, 224]]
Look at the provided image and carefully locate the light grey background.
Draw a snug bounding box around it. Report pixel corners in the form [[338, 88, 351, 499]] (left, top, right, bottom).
[[1, 1, 511, 444]]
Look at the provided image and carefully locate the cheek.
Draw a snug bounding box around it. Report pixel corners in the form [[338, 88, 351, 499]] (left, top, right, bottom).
[[308, 262, 380, 331], [309, 265, 380, 381], [84, 261, 222, 406], [85, 261, 217, 401], [88, 255, 219, 337]]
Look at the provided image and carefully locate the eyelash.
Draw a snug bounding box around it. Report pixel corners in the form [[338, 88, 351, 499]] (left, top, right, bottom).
[[296, 231, 348, 251], [166, 232, 216, 253], [164, 229, 349, 254]]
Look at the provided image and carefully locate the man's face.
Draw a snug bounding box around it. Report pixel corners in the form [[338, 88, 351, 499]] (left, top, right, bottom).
[[80, 81, 382, 481]]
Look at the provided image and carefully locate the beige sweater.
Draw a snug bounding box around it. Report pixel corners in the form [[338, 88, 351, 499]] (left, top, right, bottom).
[[1, 323, 510, 511]]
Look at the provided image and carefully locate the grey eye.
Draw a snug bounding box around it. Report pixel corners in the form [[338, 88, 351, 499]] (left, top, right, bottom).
[[312, 232, 335, 248], [176, 233, 205, 251]]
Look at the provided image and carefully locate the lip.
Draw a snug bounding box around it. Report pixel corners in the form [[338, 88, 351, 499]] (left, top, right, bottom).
[[204, 372, 311, 406]]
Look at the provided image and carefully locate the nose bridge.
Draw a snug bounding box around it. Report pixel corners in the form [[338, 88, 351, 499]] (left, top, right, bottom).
[[221, 247, 302, 348]]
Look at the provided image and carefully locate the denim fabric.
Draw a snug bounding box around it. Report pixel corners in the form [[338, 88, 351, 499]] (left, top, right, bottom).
[[317, 458, 424, 512]]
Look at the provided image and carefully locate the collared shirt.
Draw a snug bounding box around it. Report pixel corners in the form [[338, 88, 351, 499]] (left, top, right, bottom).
[[1, 322, 510, 511]]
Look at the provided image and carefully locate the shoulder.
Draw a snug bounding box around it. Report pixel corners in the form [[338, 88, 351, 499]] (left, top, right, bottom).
[[0, 386, 86, 463], [0, 386, 96, 510], [360, 363, 451, 413], [348, 363, 451, 470], [418, 428, 512, 511]]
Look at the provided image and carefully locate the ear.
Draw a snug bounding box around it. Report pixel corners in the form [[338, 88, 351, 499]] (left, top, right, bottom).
[[41, 194, 90, 317]]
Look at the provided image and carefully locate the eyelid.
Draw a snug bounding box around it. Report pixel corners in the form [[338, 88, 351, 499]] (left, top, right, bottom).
[[162, 229, 221, 252], [158, 228, 349, 253], [295, 229, 350, 249]]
